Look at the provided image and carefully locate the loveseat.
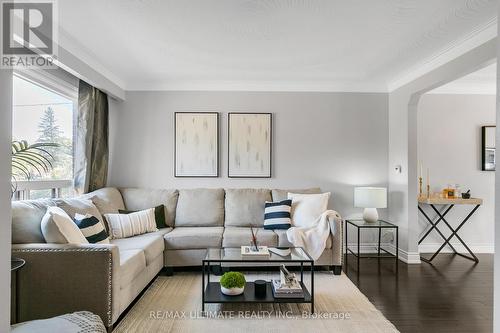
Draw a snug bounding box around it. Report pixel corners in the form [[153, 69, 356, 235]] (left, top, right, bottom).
[[11, 187, 343, 329]]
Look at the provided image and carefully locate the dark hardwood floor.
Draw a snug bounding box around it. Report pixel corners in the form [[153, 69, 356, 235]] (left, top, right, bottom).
[[344, 253, 493, 333]]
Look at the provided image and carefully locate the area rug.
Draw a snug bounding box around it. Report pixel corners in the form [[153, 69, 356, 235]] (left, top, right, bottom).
[[114, 272, 399, 333]]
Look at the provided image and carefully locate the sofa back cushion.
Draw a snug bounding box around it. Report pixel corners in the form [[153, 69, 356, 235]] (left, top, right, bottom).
[[175, 189, 224, 227], [12, 199, 54, 244], [271, 188, 322, 202], [225, 189, 272, 227], [54, 198, 107, 231], [120, 188, 178, 227], [82, 187, 125, 215]]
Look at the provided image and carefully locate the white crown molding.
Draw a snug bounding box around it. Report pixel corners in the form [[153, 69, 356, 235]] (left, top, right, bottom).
[[125, 80, 388, 93], [426, 84, 496, 95], [388, 18, 498, 92], [58, 29, 127, 91]]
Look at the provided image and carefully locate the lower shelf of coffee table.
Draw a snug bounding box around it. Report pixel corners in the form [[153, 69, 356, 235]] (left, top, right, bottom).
[[203, 281, 311, 303]]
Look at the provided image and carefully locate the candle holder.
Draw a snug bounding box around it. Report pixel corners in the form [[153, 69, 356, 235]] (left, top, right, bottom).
[[419, 177, 423, 197], [426, 184, 430, 198]]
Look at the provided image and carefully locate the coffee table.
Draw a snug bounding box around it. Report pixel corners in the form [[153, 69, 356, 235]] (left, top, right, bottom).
[[202, 247, 315, 313]]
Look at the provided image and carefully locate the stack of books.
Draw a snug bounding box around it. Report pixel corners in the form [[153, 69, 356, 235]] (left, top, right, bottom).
[[271, 266, 304, 298], [241, 245, 270, 259], [271, 279, 304, 298]]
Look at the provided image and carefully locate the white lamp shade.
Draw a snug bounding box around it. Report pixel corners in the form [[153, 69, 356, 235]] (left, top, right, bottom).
[[354, 187, 387, 208]]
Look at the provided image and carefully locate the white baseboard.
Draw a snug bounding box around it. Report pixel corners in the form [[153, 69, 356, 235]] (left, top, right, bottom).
[[418, 243, 494, 254], [343, 242, 493, 265], [345, 243, 421, 264]]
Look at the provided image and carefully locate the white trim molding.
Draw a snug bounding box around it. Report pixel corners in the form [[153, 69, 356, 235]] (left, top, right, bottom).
[[345, 243, 421, 264], [418, 243, 494, 254], [388, 19, 498, 91]]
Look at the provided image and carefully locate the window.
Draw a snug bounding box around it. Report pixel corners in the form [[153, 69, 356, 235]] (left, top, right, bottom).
[[12, 70, 78, 200]]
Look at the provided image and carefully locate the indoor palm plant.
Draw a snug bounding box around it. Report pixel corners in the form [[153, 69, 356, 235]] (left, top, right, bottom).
[[11, 140, 59, 195]]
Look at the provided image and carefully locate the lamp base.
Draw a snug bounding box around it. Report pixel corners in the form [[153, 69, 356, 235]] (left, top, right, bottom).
[[363, 208, 379, 223]]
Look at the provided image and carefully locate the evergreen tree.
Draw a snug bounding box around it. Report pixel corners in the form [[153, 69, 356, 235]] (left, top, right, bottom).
[[37, 107, 63, 143], [35, 107, 73, 180]]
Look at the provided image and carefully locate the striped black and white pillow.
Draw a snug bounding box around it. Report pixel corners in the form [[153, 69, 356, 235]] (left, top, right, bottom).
[[104, 208, 158, 239], [264, 199, 292, 230], [74, 213, 110, 244]]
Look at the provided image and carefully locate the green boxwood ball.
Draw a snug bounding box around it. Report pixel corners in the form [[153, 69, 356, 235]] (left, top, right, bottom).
[[220, 271, 246, 289]]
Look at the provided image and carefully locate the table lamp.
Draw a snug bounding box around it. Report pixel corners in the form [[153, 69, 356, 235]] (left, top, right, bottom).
[[354, 187, 387, 223]]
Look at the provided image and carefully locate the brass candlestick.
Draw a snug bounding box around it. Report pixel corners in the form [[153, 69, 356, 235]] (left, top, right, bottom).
[[419, 177, 423, 197], [426, 184, 430, 198]]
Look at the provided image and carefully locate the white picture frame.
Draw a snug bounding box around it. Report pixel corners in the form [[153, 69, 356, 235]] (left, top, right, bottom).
[[228, 113, 272, 178], [175, 112, 219, 177]]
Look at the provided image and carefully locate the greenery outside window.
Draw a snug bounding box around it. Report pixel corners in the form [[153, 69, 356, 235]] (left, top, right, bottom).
[[12, 70, 78, 200]]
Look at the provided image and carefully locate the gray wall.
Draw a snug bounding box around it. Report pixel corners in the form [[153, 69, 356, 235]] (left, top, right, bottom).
[[108, 91, 389, 225], [0, 69, 12, 330], [418, 94, 496, 252]]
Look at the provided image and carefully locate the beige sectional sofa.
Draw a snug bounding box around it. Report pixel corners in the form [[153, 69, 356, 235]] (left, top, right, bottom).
[[11, 187, 343, 330]]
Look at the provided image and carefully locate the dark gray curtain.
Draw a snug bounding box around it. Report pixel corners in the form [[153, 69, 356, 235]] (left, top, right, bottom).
[[74, 80, 109, 194]]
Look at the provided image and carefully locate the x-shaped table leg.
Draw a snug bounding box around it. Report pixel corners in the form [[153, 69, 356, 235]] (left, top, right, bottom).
[[418, 205, 460, 257], [427, 204, 480, 263], [418, 204, 480, 263]]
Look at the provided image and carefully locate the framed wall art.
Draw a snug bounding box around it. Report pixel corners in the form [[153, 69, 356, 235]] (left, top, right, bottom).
[[228, 113, 272, 178], [174, 112, 219, 177]]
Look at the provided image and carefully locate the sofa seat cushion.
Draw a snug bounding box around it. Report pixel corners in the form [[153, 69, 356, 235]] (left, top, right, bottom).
[[119, 249, 146, 288], [164, 227, 224, 250], [225, 189, 272, 227], [273, 229, 332, 249], [111, 229, 171, 264], [222, 227, 278, 248], [175, 189, 225, 227]]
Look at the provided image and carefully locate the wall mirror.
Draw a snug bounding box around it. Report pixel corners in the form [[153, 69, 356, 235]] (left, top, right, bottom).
[[482, 126, 496, 171]]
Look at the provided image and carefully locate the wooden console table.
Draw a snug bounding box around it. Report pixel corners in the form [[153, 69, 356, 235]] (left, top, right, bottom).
[[418, 197, 483, 263]]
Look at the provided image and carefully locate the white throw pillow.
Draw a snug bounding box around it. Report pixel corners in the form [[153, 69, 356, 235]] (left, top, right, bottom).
[[288, 192, 331, 228], [104, 208, 158, 239], [41, 206, 89, 244]]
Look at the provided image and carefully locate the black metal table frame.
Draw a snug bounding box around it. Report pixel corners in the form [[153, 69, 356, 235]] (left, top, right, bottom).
[[345, 220, 399, 273], [418, 203, 480, 263], [202, 248, 315, 313]]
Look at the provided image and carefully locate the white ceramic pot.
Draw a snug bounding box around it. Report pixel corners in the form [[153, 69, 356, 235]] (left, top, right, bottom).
[[220, 285, 244, 296]]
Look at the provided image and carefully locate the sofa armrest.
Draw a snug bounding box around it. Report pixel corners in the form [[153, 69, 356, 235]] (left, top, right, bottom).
[[327, 211, 343, 266], [12, 243, 120, 327]]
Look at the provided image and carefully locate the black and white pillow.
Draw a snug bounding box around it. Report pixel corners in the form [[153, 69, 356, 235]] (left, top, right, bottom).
[[264, 199, 292, 230], [74, 213, 110, 244]]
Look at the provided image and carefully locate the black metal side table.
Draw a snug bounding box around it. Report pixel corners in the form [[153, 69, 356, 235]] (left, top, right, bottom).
[[345, 219, 399, 273], [11, 258, 25, 324]]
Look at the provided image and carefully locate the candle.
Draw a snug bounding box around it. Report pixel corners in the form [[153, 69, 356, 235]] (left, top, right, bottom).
[[427, 168, 429, 186], [419, 161, 423, 178]]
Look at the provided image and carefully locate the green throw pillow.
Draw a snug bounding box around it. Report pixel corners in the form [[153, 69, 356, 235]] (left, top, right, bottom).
[[119, 204, 167, 229]]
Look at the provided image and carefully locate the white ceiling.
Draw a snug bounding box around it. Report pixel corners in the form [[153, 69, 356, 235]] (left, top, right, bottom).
[[58, 0, 498, 91], [428, 63, 497, 94]]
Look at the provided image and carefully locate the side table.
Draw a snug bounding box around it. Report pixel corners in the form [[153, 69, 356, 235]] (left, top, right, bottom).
[[11, 258, 25, 324], [418, 197, 482, 263], [345, 219, 399, 273]]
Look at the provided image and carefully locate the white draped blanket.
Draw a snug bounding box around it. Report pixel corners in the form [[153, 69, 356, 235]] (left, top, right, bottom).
[[286, 210, 341, 260]]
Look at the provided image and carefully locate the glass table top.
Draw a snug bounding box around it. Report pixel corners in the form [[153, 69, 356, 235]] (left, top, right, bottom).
[[346, 219, 397, 228], [204, 247, 313, 262]]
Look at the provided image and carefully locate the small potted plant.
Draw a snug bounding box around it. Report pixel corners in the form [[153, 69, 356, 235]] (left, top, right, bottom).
[[220, 271, 246, 296]]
